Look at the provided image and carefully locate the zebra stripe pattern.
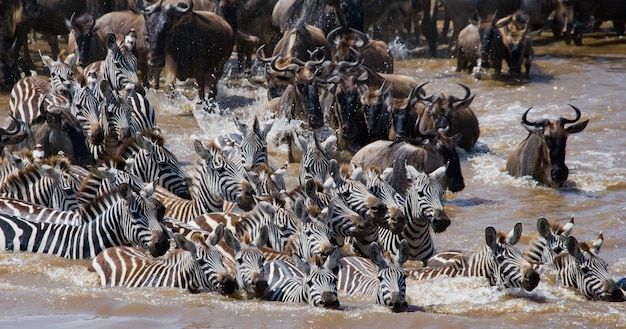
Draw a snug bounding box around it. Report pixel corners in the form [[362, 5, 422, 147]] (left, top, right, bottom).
[[525, 217, 574, 268], [263, 247, 340, 308], [72, 86, 105, 161], [297, 132, 336, 185], [86, 33, 139, 92], [405, 223, 541, 292], [0, 182, 169, 259], [553, 235, 625, 302], [223, 226, 269, 298], [338, 240, 410, 312], [91, 228, 236, 295], [0, 197, 83, 225]]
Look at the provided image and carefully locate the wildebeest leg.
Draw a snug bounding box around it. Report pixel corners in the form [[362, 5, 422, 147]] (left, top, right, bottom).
[[525, 55, 532, 79], [45, 34, 60, 61]]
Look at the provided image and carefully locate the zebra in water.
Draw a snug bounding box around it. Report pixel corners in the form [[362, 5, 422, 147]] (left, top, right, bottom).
[[0, 155, 81, 211], [524, 217, 574, 269], [376, 166, 450, 262], [76, 157, 145, 207], [338, 240, 410, 312], [263, 247, 340, 309], [90, 226, 236, 295], [405, 223, 541, 292], [0, 182, 169, 259], [0, 197, 83, 225], [85, 33, 140, 95], [117, 129, 191, 199], [553, 234, 625, 302], [156, 140, 256, 222], [222, 226, 269, 298]]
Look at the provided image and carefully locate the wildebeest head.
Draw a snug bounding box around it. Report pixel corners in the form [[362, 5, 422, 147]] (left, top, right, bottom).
[[66, 13, 100, 67], [521, 105, 588, 185], [140, 0, 193, 68]]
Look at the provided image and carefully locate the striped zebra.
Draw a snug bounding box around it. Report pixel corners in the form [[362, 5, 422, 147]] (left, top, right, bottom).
[[361, 166, 408, 234], [117, 130, 191, 199], [85, 33, 139, 93], [156, 140, 256, 222], [263, 247, 340, 309], [405, 223, 541, 292], [338, 240, 410, 312], [72, 86, 105, 162], [0, 197, 83, 225], [248, 163, 287, 196], [9, 53, 79, 124], [376, 167, 450, 262], [76, 157, 145, 206], [525, 217, 574, 268], [223, 226, 269, 298], [0, 147, 29, 186], [0, 182, 169, 259], [553, 234, 625, 302], [90, 228, 237, 295], [0, 155, 81, 211], [297, 131, 336, 185]]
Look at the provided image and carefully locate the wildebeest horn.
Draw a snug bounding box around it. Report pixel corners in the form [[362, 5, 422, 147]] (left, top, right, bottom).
[[271, 56, 300, 73], [1, 113, 22, 136], [308, 46, 327, 62], [290, 56, 324, 68], [415, 115, 437, 139], [141, 0, 162, 13], [349, 28, 369, 47], [327, 27, 342, 45], [409, 81, 429, 102], [448, 82, 471, 104], [255, 44, 278, 63], [174, 0, 193, 13], [521, 107, 548, 127], [559, 104, 582, 124]]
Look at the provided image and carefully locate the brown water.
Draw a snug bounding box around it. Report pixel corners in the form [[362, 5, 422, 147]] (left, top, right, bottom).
[[1, 33, 626, 328]]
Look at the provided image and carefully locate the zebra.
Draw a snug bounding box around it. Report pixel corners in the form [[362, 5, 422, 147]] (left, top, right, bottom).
[[553, 234, 625, 302], [156, 140, 256, 222], [90, 227, 237, 295], [85, 33, 140, 93], [222, 226, 269, 298], [361, 166, 408, 234], [263, 247, 340, 309], [338, 240, 410, 312], [9, 53, 79, 124], [0, 155, 81, 211], [0, 197, 83, 225], [376, 167, 450, 262], [524, 217, 574, 269], [296, 131, 336, 185], [76, 157, 145, 206], [72, 86, 105, 162], [405, 223, 541, 292], [248, 163, 287, 197], [0, 182, 169, 259], [117, 130, 191, 199]]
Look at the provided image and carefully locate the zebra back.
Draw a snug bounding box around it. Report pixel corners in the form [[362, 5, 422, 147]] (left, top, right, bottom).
[[263, 247, 340, 308], [554, 234, 625, 302], [9, 76, 51, 124], [0, 197, 83, 225]]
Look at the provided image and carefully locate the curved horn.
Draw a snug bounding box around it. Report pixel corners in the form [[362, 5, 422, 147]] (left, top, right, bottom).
[[142, 0, 162, 13], [415, 114, 437, 139], [175, 0, 193, 13], [560, 104, 582, 124], [0, 113, 22, 136], [327, 27, 342, 46], [448, 82, 471, 104], [349, 28, 370, 47], [409, 81, 429, 102], [271, 56, 300, 73], [521, 107, 545, 127], [308, 46, 327, 62], [255, 44, 280, 64]]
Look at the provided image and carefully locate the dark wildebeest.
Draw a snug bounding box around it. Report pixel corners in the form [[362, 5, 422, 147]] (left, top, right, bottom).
[[139, 0, 234, 105], [351, 122, 465, 193], [488, 12, 541, 79], [326, 27, 394, 74], [256, 22, 331, 100], [506, 105, 588, 188], [570, 0, 626, 45]]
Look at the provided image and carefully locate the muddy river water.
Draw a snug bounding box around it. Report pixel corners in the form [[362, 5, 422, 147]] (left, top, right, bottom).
[[0, 32, 625, 328]]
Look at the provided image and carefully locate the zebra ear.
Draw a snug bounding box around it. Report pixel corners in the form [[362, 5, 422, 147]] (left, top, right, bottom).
[[174, 233, 196, 253], [507, 222, 522, 245], [224, 227, 241, 252], [194, 140, 211, 160], [590, 232, 603, 255], [395, 239, 410, 266], [254, 225, 269, 248], [209, 223, 224, 246], [106, 33, 118, 51], [262, 118, 274, 137], [293, 197, 306, 222], [258, 201, 276, 218], [304, 179, 317, 198], [65, 53, 77, 69], [369, 242, 387, 269], [293, 254, 310, 274], [429, 165, 447, 187], [566, 236, 580, 258], [485, 226, 497, 249], [39, 50, 54, 70], [562, 217, 575, 236], [323, 247, 340, 273], [537, 217, 552, 239]]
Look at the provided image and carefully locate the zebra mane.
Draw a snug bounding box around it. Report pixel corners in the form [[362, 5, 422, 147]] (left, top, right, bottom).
[[306, 204, 322, 218], [2, 162, 50, 187], [339, 163, 353, 178], [253, 163, 273, 174], [496, 231, 510, 244], [94, 155, 128, 170], [242, 231, 252, 244], [81, 187, 123, 214], [140, 128, 165, 146], [41, 154, 72, 171], [115, 133, 146, 157]]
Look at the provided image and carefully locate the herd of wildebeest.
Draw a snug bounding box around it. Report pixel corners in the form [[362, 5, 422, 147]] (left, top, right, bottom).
[[0, 0, 624, 314]]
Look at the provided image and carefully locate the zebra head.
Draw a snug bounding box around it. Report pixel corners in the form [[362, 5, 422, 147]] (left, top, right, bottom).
[[122, 181, 169, 257], [370, 240, 409, 312], [224, 226, 269, 298], [174, 225, 236, 295], [362, 166, 408, 235], [287, 198, 335, 261], [39, 51, 79, 96], [525, 217, 574, 267], [43, 155, 81, 211], [298, 131, 336, 186], [103, 32, 140, 92], [554, 235, 625, 302], [293, 247, 341, 309], [101, 81, 133, 143], [485, 223, 540, 291], [403, 169, 450, 233], [73, 86, 104, 151], [238, 115, 273, 171]]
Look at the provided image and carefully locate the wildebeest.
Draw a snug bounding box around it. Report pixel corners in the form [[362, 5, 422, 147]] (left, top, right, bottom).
[[489, 12, 541, 79], [326, 27, 394, 74], [506, 105, 588, 188], [139, 0, 234, 105], [570, 0, 626, 45]]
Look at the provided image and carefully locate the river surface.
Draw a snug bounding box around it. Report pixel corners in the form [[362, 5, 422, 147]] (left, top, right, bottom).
[[1, 31, 626, 328]]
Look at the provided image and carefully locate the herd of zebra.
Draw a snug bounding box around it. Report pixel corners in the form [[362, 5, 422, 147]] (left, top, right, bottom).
[[0, 31, 624, 315]]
